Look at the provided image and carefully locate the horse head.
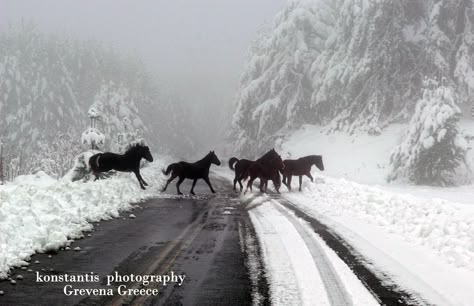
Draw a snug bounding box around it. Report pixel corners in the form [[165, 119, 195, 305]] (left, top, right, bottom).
[[142, 146, 154, 162], [261, 149, 284, 170], [126, 143, 154, 162], [209, 151, 221, 166], [313, 155, 324, 171]]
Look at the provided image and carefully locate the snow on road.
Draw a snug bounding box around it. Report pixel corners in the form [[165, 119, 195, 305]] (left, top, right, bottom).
[[0, 158, 167, 279], [246, 195, 379, 306], [283, 174, 474, 306]]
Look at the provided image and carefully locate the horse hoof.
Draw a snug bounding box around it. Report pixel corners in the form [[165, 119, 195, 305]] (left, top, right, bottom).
[[178, 192, 183, 195], [190, 192, 195, 195], [141, 186, 146, 190]]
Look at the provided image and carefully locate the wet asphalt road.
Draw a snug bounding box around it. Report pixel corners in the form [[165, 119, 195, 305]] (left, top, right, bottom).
[[0, 179, 264, 306]]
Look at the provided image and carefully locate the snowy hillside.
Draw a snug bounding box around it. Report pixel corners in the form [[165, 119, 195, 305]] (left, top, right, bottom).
[[0, 158, 168, 279], [0, 25, 195, 179], [278, 119, 474, 185], [231, 0, 474, 156]]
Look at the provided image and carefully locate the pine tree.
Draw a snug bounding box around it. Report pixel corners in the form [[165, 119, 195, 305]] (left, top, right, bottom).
[[387, 78, 468, 186]]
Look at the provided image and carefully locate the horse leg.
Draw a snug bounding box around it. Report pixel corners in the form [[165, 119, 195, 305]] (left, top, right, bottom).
[[244, 177, 254, 194], [238, 179, 243, 192], [203, 176, 216, 194], [299, 175, 303, 191], [93, 173, 100, 181], [134, 170, 146, 190], [162, 174, 177, 192], [176, 176, 185, 195], [306, 172, 314, 182], [287, 176, 292, 192], [273, 179, 280, 194], [282, 175, 287, 186], [190, 179, 198, 195]]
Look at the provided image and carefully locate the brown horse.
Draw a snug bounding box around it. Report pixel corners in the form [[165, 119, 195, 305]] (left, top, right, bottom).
[[244, 149, 284, 194], [280, 155, 324, 191], [229, 157, 254, 191]]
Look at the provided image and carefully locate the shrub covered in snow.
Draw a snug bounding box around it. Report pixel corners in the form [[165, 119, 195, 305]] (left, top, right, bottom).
[[388, 80, 469, 186]]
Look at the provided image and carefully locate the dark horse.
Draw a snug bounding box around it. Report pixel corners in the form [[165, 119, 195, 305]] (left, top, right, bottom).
[[280, 155, 324, 191], [161, 151, 221, 195], [228, 157, 254, 191], [89, 143, 154, 190], [244, 149, 284, 194]]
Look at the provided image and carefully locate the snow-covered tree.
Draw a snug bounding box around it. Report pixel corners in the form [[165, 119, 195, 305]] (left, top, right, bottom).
[[0, 24, 196, 179], [28, 130, 82, 178], [231, 0, 337, 156], [82, 106, 105, 150], [388, 78, 468, 186], [231, 0, 474, 156]]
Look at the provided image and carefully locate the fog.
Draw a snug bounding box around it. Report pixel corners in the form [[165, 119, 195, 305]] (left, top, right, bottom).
[[0, 0, 286, 155]]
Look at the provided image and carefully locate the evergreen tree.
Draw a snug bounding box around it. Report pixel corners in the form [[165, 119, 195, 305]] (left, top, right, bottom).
[[388, 78, 468, 186]]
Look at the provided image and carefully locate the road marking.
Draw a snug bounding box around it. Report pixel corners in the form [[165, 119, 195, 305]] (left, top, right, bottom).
[[105, 200, 218, 306]]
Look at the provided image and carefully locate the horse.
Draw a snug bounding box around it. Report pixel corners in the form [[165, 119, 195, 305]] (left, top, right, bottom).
[[161, 151, 221, 195], [89, 143, 154, 190], [244, 149, 285, 194], [228, 157, 254, 191], [280, 155, 324, 191], [258, 168, 282, 193]]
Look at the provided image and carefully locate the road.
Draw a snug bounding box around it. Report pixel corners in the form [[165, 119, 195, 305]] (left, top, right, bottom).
[[0, 179, 268, 306], [0, 176, 425, 306]]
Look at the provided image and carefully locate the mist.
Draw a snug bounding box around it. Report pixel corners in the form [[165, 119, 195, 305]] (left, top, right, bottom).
[[0, 0, 286, 157]]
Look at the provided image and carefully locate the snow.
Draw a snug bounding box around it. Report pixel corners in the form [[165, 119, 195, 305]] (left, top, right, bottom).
[[247, 195, 378, 305], [0, 157, 167, 279], [281, 173, 474, 305], [278, 120, 474, 186], [228, 118, 474, 305], [279, 123, 404, 184], [81, 128, 105, 148]]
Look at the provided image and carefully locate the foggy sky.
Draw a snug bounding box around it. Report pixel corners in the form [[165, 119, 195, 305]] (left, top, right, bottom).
[[0, 0, 286, 109]]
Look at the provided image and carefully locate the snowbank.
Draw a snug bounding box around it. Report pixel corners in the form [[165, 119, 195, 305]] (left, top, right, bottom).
[[0, 158, 167, 279], [284, 175, 474, 305], [285, 175, 474, 270]]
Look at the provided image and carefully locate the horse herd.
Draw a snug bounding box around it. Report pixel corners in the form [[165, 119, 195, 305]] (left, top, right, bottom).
[[88, 143, 324, 194]]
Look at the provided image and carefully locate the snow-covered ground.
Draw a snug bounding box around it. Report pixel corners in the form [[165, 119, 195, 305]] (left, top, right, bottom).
[[266, 120, 474, 305], [0, 157, 168, 279], [246, 195, 379, 306], [283, 174, 474, 306], [279, 120, 474, 186]]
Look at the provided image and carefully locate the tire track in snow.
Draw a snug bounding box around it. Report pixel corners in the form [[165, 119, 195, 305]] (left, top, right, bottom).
[[273, 196, 430, 306], [271, 201, 353, 306], [250, 207, 306, 305]]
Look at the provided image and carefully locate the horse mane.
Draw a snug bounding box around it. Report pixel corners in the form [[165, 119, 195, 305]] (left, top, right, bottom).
[[257, 149, 276, 161], [124, 143, 147, 156], [196, 151, 214, 164]]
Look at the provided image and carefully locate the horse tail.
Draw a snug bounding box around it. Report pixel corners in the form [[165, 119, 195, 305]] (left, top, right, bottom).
[[229, 157, 239, 171], [162, 163, 176, 176]]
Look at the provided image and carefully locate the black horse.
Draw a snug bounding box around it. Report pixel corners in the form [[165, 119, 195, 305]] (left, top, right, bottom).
[[228, 157, 254, 192], [89, 143, 154, 190], [280, 155, 324, 191], [161, 151, 221, 195], [245, 149, 284, 194]]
